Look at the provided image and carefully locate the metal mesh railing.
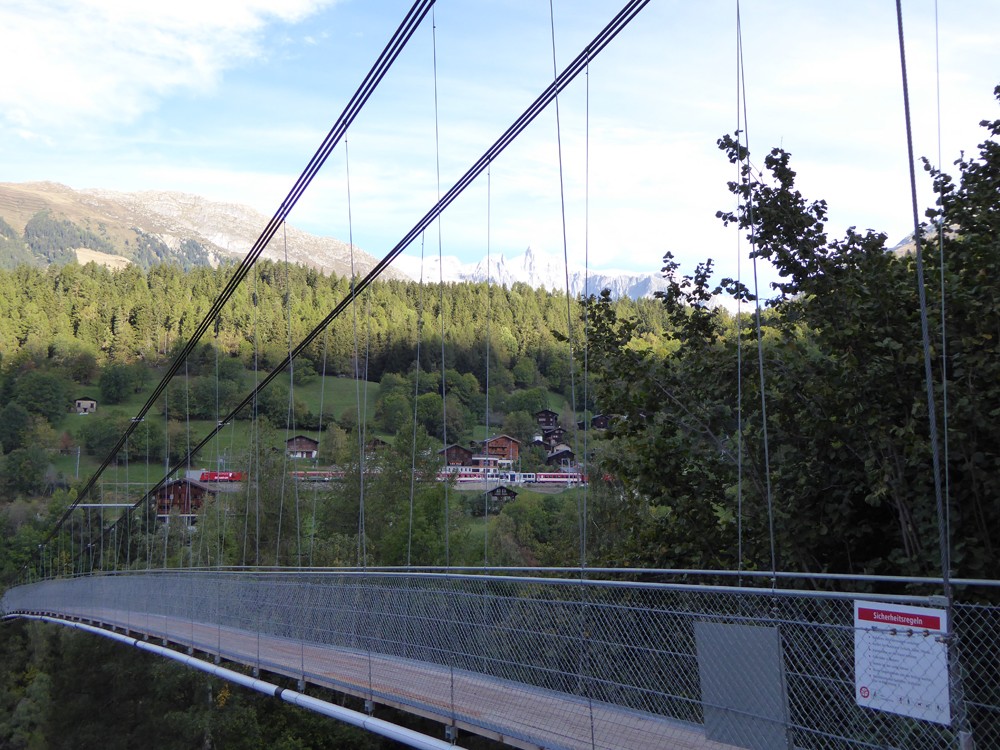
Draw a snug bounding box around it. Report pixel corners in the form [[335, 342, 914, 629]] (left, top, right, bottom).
[[3, 571, 997, 750]]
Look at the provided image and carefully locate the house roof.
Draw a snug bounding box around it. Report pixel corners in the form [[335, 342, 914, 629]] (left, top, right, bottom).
[[439, 443, 473, 453], [487, 485, 518, 497], [534, 408, 558, 417], [286, 435, 319, 445], [547, 443, 575, 457], [484, 434, 521, 444]]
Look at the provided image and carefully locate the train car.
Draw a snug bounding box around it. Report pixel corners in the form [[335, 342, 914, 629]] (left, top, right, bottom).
[[199, 471, 245, 482], [414, 467, 588, 486], [532, 472, 585, 485]]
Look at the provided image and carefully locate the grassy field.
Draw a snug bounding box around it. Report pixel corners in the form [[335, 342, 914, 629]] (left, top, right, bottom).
[[293, 374, 378, 419], [53, 373, 380, 482]]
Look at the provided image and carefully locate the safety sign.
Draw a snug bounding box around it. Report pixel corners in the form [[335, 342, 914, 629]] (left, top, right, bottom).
[[854, 600, 950, 725]]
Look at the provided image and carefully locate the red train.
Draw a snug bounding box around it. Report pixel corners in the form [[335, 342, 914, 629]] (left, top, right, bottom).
[[198, 471, 246, 482]]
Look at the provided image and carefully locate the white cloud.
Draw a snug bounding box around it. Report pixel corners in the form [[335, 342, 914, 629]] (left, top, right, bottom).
[[0, 0, 335, 131]]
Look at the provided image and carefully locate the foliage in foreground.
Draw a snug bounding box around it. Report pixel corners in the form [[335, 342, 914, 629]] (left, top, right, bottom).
[[584, 85, 1000, 581]]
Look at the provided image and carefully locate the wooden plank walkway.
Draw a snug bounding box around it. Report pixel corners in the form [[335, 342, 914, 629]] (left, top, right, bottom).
[[41, 606, 742, 750]]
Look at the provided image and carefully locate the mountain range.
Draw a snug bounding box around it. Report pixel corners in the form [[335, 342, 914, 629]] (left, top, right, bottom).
[[0, 182, 665, 298], [391, 247, 668, 299], [0, 181, 395, 279]]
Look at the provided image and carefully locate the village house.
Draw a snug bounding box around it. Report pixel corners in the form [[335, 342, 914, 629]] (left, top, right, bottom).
[[542, 426, 568, 447], [154, 477, 242, 519], [545, 443, 576, 467], [74, 397, 97, 414], [534, 409, 559, 429], [285, 435, 319, 459], [440, 443, 474, 467], [481, 434, 520, 464], [484, 485, 518, 514], [153, 478, 211, 517]]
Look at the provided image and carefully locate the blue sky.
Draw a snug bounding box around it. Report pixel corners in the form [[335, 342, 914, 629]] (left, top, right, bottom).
[[2, 0, 998, 291]]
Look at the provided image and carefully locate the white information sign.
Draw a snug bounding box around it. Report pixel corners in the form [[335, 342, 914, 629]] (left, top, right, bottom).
[[854, 600, 951, 725]]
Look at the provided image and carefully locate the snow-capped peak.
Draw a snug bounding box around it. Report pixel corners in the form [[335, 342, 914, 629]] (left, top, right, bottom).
[[392, 247, 667, 300]]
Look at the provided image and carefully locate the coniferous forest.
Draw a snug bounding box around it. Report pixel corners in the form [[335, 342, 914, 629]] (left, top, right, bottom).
[[1, 87, 998, 748]]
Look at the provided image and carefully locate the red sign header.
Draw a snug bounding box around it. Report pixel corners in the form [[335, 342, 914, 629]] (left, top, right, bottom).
[[857, 607, 941, 630]]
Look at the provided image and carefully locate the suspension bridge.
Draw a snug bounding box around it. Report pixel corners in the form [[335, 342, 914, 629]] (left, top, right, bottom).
[[4, 1, 1000, 749]]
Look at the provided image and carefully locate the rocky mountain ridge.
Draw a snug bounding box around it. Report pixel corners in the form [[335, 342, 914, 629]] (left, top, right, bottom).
[[0, 181, 394, 278], [392, 246, 668, 300]]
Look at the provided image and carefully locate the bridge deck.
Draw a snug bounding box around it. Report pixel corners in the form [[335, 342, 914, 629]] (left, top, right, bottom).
[[53, 607, 739, 750]]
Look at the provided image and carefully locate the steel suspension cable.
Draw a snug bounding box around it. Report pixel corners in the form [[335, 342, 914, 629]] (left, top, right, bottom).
[[547, 0, 582, 505], [894, 0, 949, 595], [346, 140, 368, 570], [896, 5, 970, 743], [358, 290, 374, 564], [244, 266, 263, 566], [483, 162, 491, 565], [162, 386, 170, 568], [275, 222, 298, 566], [145, 421, 152, 570], [734, 0, 745, 581], [309, 316, 332, 567], [123, 431, 130, 571], [547, 6, 595, 747], [407, 232, 426, 567], [342, 139, 376, 707], [184, 358, 192, 564], [430, 7, 451, 569], [579, 54, 590, 572], [211, 318, 222, 567], [932, 0, 952, 564], [736, 4, 777, 580], [429, 10, 457, 731]]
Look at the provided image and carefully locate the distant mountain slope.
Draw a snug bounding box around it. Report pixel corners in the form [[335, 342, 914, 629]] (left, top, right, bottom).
[[0, 183, 664, 298], [392, 246, 668, 300], [0, 181, 399, 278]]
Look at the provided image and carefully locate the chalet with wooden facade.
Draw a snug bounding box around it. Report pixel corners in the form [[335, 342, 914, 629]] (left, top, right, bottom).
[[154, 477, 244, 519], [484, 485, 519, 514], [534, 409, 559, 429], [542, 426, 568, 447], [286, 435, 319, 459], [154, 478, 212, 517], [482, 434, 520, 464], [440, 443, 474, 467], [487, 485, 518, 502], [546, 443, 576, 467]]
